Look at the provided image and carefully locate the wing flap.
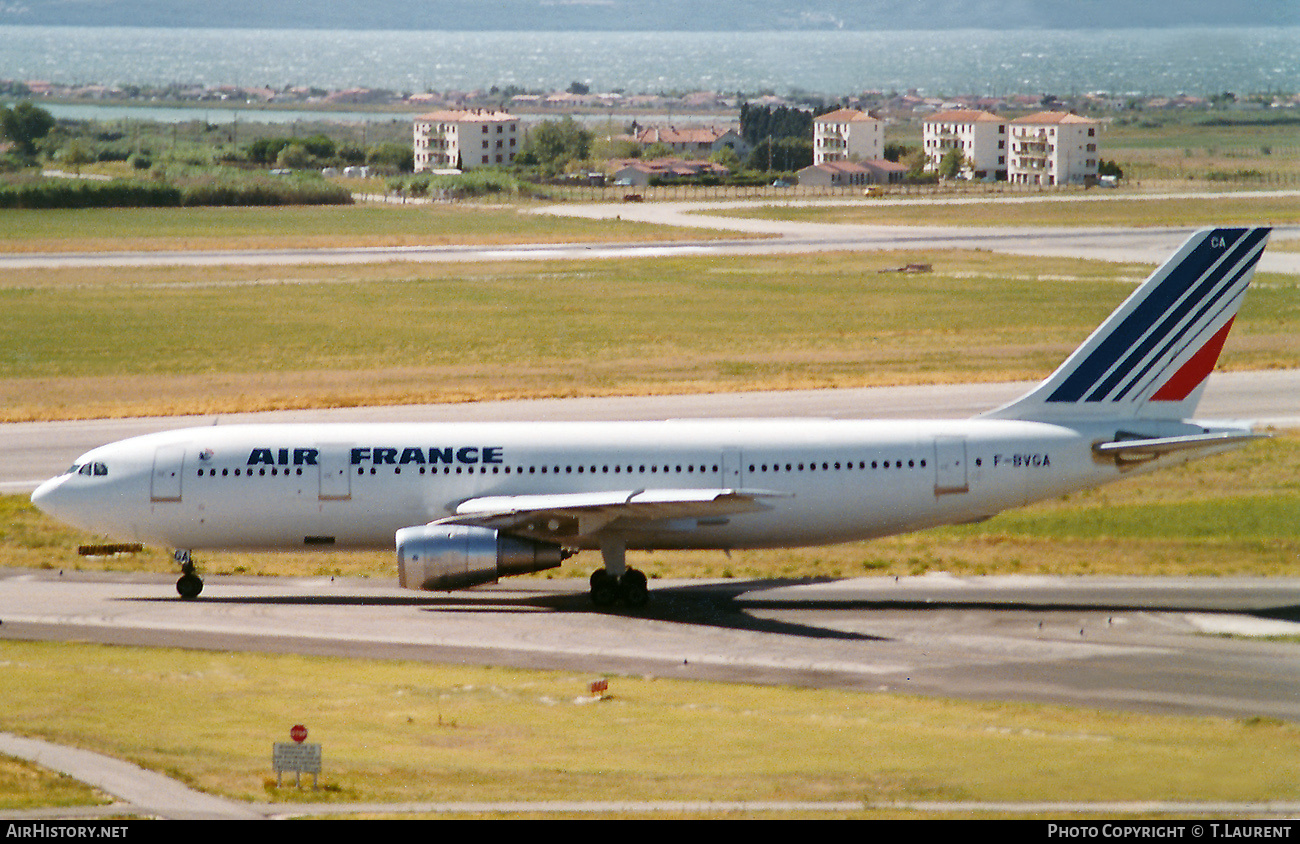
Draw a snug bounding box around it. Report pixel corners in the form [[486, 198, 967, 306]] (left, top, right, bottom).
[[437, 488, 787, 542]]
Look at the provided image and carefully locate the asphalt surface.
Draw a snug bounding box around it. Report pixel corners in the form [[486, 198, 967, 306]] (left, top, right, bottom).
[[3, 570, 1300, 723]]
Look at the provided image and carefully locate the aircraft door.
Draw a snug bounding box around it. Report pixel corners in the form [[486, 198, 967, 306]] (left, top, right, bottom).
[[150, 444, 186, 502], [318, 445, 352, 500], [933, 436, 969, 495], [721, 447, 743, 489]]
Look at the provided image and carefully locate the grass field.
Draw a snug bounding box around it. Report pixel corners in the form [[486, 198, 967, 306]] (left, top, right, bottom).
[[1102, 114, 1300, 184], [3, 639, 1300, 814], [0, 204, 720, 253], [2, 249, 1296, 421]]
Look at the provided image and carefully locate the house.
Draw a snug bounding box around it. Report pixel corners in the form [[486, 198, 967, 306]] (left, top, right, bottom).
[[1007, 111, 1100, 186], [631, 125, 748, 159], [812, 108, 882, 166], [921, 109, 1007, 180], [413, 109, 520, 172], [797, 158, 906, 187], [610, 157, 730, 187]]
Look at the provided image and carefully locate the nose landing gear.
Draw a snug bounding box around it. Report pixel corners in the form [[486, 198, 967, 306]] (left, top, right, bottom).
[[174, 549, 203, 600]]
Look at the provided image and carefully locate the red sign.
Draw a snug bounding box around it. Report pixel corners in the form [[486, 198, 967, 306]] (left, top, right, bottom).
[[290, 724, 308, 743]]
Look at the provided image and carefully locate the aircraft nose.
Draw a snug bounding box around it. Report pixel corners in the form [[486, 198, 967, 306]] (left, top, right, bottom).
[[29, 470, 93, 530], [30, 475, 69, 517]]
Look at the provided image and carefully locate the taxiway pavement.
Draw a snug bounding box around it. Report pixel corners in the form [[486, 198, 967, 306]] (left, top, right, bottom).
[[3, 569, 1299, 721]]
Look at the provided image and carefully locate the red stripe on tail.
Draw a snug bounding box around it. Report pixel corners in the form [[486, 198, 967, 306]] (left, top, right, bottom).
[[1150, 317, 1236, 402]]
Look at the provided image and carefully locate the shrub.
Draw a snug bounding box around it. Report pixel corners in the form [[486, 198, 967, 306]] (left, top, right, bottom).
[[0, 172, 351, 208]]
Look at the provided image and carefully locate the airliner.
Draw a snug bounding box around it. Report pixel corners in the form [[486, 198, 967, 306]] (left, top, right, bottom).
[[31, 227, 1273, 606]]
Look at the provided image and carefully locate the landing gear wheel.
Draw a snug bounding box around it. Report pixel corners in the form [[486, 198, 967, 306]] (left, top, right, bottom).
[[590, 569, 619, 606], [619, 569, 649, 608], [589, 567, 649, 607], [176, 573, 203, 600], [174, 549, 203, 600]]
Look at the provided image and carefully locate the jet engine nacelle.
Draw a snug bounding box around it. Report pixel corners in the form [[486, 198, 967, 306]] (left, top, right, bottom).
[[395, 524, 565, 591]]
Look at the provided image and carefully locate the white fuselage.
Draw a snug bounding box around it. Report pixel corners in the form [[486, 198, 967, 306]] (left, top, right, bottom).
[[31, 417, 1199, 554]]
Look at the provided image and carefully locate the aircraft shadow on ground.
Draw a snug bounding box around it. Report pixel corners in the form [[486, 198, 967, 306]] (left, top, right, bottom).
[[125, 577, 883, 642], [120, 576, 1300, 644]]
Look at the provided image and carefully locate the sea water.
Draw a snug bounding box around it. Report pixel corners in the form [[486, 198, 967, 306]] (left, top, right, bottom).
[[1, 26, 1295, 99]]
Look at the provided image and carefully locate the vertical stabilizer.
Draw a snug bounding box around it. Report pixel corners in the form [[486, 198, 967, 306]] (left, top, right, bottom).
[[984, 227, 1270, 423]]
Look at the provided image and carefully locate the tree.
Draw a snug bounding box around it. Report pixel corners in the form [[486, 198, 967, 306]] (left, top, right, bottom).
[[1098, 159, 1124, 178], [519, 117, 592, 176], [56, 139, 93, 175], [904, 150, 930, 180], [938, 149, 966, 180], [275, 142, 312, 170], [366, 142, 413, 174], [1, 101, 56, 157], [709, 145, 740, 171], [744, 136, 812, 173], [739, 103, 814, 146]]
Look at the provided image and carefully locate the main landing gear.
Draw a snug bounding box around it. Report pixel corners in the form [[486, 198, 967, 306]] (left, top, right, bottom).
[[589, 538, 649, 608], [174, 549, 203, 600]]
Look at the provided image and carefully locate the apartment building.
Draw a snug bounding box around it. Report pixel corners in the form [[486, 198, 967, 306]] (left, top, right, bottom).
[[1007, 111, 1099, 186], [413, 109, 520, 172], [921, 109, 1007, 180], [812, 108, 882, 166]]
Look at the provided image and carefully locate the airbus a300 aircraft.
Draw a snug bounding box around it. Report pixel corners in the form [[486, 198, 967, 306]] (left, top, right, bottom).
[[32, 227, 1272, 606]]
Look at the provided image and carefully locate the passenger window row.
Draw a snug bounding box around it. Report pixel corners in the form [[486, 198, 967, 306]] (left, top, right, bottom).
[[196, 458, 928, 479]]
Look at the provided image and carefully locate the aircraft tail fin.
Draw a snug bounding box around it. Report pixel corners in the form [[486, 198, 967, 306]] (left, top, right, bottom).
[[983, 227, 1271, 423]]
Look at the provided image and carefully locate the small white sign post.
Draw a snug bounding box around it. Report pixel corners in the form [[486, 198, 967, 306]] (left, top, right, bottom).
[[273, 724, 321, 789]]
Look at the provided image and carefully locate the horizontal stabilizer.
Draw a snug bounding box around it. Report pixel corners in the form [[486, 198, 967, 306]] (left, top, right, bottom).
[[1093, 431, 1267, 463]]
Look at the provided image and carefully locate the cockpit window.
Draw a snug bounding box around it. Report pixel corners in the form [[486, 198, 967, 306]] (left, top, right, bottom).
[[67, 462, 107, 476]]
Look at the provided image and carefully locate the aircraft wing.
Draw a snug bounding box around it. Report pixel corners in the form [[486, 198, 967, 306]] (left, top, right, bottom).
[[435, 488, 787, 543], [1093, 431, 1268, 463]]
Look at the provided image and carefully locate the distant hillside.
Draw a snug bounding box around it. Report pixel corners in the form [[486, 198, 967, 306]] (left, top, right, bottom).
[[3, 0, 1297, 30]]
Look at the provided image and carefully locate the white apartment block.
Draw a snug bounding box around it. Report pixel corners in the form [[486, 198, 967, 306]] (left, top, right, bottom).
[[1008, 111, 1100, 186], [413, 109, 520, 172], [921, 109, 1007, 180], [812, 108, 882, 165]]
